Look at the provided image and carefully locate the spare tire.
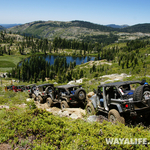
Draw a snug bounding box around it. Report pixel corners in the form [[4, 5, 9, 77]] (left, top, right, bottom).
[[45, 86, 54, 94], [74, 88, 86, 101], [133, 85, 150, 101]]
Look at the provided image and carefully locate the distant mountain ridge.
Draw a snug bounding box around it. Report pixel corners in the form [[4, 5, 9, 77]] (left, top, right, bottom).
[[106, 24, 129, 28], [7, 20, 117, 40], [0, 25, 5, 31], [7, 20, 150, 40], [0, 24, 22, 28]]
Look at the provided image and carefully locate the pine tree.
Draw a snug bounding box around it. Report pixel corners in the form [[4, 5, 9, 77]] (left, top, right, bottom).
[[121, 62, 125, 69], [80, 49, 82, 55], [92, 64, 96, 72], [8, 49, 11, 55], [62, 74, 66, 82], [30, 76, 32, 84], [50, 71, 54, 80], [134, 57, 138, 66], [49, 42, 51, 53], [34, 72, 37, 83], [66, 71, 72, 81], [41, 70, 45, 82], [84, 49, 86, 55], [98, 52, 100, 60], [18, 69, 20, 81], [126, 59, 129, 68], [79, 69, 84, 78]]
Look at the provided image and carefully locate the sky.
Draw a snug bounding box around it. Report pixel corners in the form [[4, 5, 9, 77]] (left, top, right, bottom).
[[0, 0, 150, 25]]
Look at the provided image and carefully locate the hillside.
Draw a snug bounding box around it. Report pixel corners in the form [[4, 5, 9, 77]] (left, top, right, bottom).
[[7, 20, 150, 42], [121, 23, 150, 33], [0, 25, 5, 31], [7, 20, 116, 40]]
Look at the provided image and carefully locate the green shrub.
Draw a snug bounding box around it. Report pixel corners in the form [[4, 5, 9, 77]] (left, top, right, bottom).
[[0, 108, 150, 149], [3, 91, 17, 99], [0, 91, 28, 105], [94, 72, 99, 77], [26, 100, 37, 109]]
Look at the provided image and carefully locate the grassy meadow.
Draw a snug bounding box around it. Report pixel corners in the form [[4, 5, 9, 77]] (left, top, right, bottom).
[[0, 54, 27, 72]]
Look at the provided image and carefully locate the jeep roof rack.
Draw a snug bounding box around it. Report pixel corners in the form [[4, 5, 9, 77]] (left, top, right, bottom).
[[56, 84, 80, 89], [37, 83, 54, 87], [98, 80, 142, 88]]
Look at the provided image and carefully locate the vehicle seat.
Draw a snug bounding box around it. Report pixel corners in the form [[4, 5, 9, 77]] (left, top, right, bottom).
[[71, 90, 76, 95], [124, 90, 134, 95], [100, 99, 104, 107]]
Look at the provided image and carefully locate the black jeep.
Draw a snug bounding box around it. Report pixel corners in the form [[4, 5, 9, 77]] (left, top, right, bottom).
[[86, 80, 150, 124], [29, 83, 54, 103], [46, 84, 87, 109]]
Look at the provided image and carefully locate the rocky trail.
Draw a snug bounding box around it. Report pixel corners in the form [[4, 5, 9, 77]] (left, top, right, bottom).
[[0, 98, 109, 123], [35, 100, 109, 122]]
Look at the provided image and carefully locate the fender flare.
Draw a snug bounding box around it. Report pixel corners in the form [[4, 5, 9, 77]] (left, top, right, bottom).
[[110, 103, 123, 113]]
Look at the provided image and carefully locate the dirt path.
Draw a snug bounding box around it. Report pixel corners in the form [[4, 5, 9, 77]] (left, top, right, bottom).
[[34, 101, 109, 122]]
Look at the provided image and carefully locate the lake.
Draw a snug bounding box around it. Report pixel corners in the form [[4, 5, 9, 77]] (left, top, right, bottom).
[[44, 55, 95, 65], [20, 55, 96, 66]]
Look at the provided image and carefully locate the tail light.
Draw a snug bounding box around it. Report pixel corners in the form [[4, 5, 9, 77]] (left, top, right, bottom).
[[125, 104, 129, 108], [70, 98, 72, 100], [132, 116, 136, 120]]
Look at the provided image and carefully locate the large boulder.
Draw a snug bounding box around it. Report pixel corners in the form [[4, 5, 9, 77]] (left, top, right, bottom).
[[62, 108, 86, 119], [87, 91, 95, 98]]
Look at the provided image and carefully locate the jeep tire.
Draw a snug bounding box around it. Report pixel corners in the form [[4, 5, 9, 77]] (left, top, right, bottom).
[[120, 117, 125, 124], [47, 97, 53, 107], [45, 86, 54, 94], [32, 93, 36, 100], [61, 101, 69, 109], [108, 109, 124, 124], [75, 89, 86, 101], [37, 95, 43, 103], [29, 94, 32, 98], [86, 103, 96, 115]]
